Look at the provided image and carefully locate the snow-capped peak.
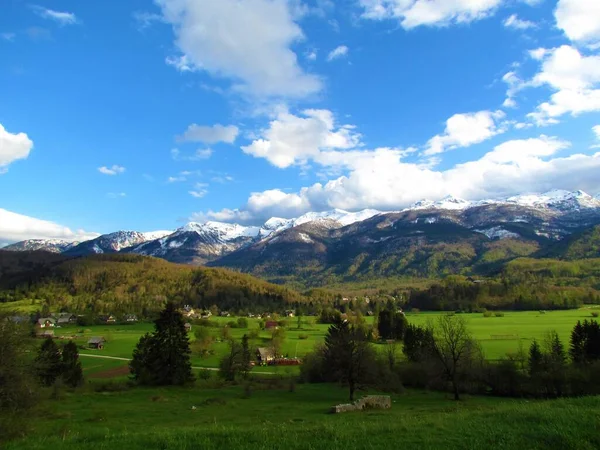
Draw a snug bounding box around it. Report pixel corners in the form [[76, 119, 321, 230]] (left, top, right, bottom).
[[142, 230, 173, 241], [178, 222, 260, 241], [507, 190, 600, 210], [407, 195, 474, 211]]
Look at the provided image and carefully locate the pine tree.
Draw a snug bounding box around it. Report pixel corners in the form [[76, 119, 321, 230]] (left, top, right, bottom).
[[129, 302, 193, 386], [377, 310, 393, 340], [34, 338, 63, 386], [528, 339, 543, 377], [393, 312, 408, 340], [570, 320, 586, 364], [61, 341, 83, 388]]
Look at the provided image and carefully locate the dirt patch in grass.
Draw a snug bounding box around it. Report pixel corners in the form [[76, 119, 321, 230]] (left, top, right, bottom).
[[88, 365, 130, 379]]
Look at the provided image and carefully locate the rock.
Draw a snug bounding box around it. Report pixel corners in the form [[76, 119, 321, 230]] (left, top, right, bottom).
[[330, 395, 392, 414]]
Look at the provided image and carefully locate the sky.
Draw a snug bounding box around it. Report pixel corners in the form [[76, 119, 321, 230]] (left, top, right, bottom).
[[1, 0, 600, 245]]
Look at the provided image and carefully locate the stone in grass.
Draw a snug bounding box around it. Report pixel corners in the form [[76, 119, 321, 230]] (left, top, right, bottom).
[[330, 395, 392, 414]]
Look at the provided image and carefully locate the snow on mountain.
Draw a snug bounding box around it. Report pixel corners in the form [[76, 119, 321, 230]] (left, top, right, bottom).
[[142, 230, 173, 241], [474, 227, 521, 240], [2, 239, 78, 253], [507, 190, 600, 210], [178, 222, 261, 241], [407, 195, 495, 211]]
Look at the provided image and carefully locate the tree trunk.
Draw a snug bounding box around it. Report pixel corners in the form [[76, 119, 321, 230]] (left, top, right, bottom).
[[452, 378, 460, 401], [349, 381, 355, 402]]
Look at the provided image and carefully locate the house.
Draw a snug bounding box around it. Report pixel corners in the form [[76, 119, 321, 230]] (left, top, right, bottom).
[[88, 337, 106, 349], [54, 313, 77, 325], [256, 347, 275, 364], [98, 315, 116, 324], [265, 321, 278, 330], [200, 311, 212, 319], [181, 305, 196, 318], [123, 314, 138, 323], [184, 323, 192, 332], [37, 329, 55, 339], [37, 317, 56, 328], [220, 311, 231, 317], [285, 310, 295, 318]]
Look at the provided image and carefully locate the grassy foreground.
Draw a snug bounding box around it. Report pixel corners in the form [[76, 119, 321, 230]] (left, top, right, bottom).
[[5, 383, 600, 450]]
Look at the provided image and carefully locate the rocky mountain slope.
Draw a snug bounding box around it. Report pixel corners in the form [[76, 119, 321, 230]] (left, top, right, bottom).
[[3, 190, 600, 282]]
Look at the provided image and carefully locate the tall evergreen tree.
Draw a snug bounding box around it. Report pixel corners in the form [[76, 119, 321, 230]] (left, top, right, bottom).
[[377, 310, 393, 340], [393, 313, 408, 340], [129, 302, 194, 386], [528, 339, 544, 377], [241, 334, 252, 379], [34, 338, 63, 387], [570, 321, 586, 364], [61, 341, 83, 388]]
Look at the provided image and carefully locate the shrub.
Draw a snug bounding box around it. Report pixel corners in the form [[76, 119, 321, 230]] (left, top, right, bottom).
[[495, 312, 505, 317], [237, 317, 249, 329], [197, 369, 212, 381], [227, 321, 238, 329], [483, 311, 493, 318], [591, 312, 599, 318], [298, 334, 309, 340]]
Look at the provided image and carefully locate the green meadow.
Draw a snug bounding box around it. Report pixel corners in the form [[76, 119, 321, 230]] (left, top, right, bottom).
[[5, 383, 600, 450], [61, 308, 600, 378]]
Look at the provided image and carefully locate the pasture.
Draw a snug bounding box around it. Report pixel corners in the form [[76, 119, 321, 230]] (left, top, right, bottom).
[[5, 383, 600, 450], [58, 308, 600, 378]]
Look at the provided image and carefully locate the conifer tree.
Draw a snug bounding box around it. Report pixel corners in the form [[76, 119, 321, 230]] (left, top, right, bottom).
[[61, 341, 83, 388], [34, 338, 63, 387], [129, 302, 193, 386], [528, 339, 544, 377]]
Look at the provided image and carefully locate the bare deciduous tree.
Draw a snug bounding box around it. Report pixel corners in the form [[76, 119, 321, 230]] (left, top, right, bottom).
[[430, 315, 481, 401]]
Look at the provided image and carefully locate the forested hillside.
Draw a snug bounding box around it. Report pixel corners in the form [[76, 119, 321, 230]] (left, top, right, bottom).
[[0, 253, 304, 315]]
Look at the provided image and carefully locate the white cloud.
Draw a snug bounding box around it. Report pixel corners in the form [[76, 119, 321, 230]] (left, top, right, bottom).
[[107, 192, 126, 198], [0, 123, 33, 173], [594, 125, 600, 139], [189, 183, 209, 198], [98, 165, 126, 176], [503, 14, 536, 30], [156, 0, 322, 98], [423, 110, 506, 156], [0, 208, 99, 245], [359, 0, 503, 29], [327, 45, 349, 61], [177, 124, 239, 144], [241, 109, 362, 168], [555, 0, 600, 44], [165, 55, 193, 72], [31, 6, 78, 26], [305, 49, 318, 61], [133, 11, 163, 30], [502, 71, 525, 108], [195, 136, 600, 223], [526, 45, 600, 125]]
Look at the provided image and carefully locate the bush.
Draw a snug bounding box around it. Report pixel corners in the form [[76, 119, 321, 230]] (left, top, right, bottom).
[[495, 312, 505, 317], [483, 311, 493, 318], [227, 321, 238, 329], [591, 312, 599, 318], [298, 334, 309, 340], [237, 318, 249, 329], [197, 369, 212, 381]]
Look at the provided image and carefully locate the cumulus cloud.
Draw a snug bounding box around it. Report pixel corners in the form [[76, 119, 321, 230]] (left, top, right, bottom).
[[526, 45, 600, 125], [423, 110, 506, 156], [503, 14, 536, 30], [176, 124, 239, 144], [194, 136, 600, 224], [156, 0, 322, 98], [31, 6, 78, 26], [241, 109, 362, 168], [0, 208, 99, 245], [98, 165, 126, 175], [359, 0, 503, 29], [0, 123, 33, 173], [327, 45, 349, 61], [555, 0, 600, 44]]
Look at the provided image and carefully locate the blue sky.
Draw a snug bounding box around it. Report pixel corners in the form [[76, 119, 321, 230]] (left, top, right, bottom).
[[1, 0, 600, 244]]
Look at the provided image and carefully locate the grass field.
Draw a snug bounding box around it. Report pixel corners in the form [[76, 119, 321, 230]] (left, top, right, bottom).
[[5, 383, 600, 449], [62, 308, 600, 377]]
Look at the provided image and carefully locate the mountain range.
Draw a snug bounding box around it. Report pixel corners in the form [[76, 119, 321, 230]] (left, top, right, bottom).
[[3, 190, 600, 284]]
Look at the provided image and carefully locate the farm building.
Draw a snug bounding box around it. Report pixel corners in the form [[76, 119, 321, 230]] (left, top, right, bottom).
[[123, 314, 138, 322], [37, 317, 56, 328], [98, 315, 116, 324], [256, 347, 275, 364], [88, 337, 106, 349], [54, 313, 78, 325]]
